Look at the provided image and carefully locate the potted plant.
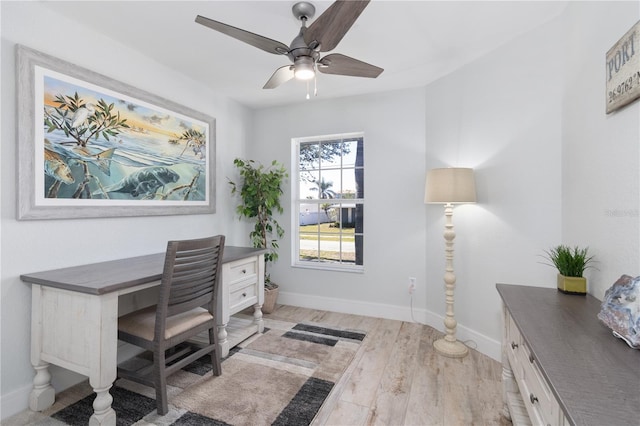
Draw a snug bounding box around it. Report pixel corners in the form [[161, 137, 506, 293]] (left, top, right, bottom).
[[229, 158, 287, 313], [542, 245, 595, 294]]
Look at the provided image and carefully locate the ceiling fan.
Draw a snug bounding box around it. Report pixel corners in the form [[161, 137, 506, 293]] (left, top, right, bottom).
[[195, 0, 383, 94]]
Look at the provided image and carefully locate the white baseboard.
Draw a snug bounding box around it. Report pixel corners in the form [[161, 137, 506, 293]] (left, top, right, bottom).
[[1, 382, 32, 421], [278, 291, 501, 361]]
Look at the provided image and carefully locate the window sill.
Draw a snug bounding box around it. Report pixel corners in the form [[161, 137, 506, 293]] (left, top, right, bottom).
[[292, 262, 364, 274]]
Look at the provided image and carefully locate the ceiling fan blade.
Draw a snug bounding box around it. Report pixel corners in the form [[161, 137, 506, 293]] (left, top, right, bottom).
[[304, 0, 370, 52], [263, 65, 295, 89], [195, 15, 289, 55], [318, 54, 383, 78]]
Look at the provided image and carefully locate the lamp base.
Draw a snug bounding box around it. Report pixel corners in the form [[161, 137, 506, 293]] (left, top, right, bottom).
[[433, 338, 469, 358]]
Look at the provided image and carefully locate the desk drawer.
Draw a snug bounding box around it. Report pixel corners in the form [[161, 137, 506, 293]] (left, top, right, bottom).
[[226, 258, 258, 284], [229, 280, 257, 311]]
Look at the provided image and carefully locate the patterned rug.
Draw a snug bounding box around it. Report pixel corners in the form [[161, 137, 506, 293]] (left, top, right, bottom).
[[9, 318, 365, 426]]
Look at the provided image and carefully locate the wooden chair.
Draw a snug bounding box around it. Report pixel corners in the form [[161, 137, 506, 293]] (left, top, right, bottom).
[[117, 235, 225, 415]]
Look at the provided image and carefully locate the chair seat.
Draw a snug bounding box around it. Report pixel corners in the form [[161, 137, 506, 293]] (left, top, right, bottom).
[[119, 306, 213, 341]]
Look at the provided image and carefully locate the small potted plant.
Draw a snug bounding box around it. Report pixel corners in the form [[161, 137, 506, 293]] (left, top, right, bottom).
[[542, 245, 595, 294], [229, 158, 287, 313]]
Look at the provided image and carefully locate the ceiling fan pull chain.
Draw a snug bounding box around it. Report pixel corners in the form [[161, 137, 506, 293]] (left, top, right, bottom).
[[306, 80, 310, 100]]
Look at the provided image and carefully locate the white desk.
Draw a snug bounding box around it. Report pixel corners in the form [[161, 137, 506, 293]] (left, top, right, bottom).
[[21, 246, 266, 426]]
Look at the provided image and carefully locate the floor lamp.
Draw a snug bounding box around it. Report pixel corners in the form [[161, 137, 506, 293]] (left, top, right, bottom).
[[425, 167, 476, 358]]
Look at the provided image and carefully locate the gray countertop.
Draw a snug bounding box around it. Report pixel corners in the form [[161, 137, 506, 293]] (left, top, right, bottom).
[[21, 246, 267, 295], [497, 284, 639, 426]]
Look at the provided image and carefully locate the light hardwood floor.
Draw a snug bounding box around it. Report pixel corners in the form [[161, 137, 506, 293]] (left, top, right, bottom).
[[6, 304, 511, 426], [265, 304, 512, 426]]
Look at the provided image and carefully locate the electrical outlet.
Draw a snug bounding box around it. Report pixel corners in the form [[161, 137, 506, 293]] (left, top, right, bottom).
[[408, 277, 416, 294]]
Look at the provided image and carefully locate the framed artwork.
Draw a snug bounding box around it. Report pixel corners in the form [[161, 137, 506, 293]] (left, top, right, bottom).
[[17, 44, 215, 220]]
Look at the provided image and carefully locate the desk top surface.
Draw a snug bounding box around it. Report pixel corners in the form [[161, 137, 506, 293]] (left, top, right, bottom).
[[21, 246, 267, 295], [497, 284, 639, 426]]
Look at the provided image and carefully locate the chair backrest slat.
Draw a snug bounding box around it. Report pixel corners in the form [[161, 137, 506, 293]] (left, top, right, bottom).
[[168, 294, 214, 317], [155, 235, 225, 341]]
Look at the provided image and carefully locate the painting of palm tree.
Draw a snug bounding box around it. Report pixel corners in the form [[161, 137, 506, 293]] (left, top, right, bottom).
[[19, 45, 216, 219]]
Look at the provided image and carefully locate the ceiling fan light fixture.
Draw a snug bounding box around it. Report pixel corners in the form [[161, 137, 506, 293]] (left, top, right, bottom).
[[294, 57, 315, 80]]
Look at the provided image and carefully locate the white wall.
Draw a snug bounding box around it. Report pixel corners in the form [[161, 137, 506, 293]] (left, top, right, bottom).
[[0, 2, 252, 419], [562, 1, 640, 298], [425, 15, 565, 351], [251, 89, 430, 326]]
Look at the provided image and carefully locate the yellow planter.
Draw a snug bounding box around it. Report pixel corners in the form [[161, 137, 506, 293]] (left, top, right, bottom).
[[557, 274, 587, 294]]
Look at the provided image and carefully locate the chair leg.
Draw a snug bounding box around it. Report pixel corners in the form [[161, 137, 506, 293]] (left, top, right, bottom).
[[154, 350, 169, 415], [209, 327, 222, 376]]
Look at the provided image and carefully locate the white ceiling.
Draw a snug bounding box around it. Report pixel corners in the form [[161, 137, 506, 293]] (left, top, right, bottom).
[[46, 1, 568, 109]]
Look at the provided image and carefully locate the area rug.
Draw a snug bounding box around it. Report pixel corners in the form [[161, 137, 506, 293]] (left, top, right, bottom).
[[14, 318, 366, 426]]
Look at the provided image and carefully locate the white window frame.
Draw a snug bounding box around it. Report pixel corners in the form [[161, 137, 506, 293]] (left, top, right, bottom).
[[291, 132, 364, 273]]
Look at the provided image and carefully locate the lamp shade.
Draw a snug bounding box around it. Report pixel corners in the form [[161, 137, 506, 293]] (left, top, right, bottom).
[[425, 167, 477, 204]]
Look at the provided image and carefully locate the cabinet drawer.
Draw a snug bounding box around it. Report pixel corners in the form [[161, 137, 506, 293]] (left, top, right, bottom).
[[226, 258, 257, 284], [520, 342, 558, 425], [229, 281, 257, 311], [505, 311, 561, 426]]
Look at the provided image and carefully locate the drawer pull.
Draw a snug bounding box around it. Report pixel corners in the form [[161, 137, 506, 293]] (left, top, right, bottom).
[[242, 292, 247, 297], [242, 269, 247, 274], [529, 393, 538, 404], [511, 342, 519, 349], [529, 354, 535, 363]]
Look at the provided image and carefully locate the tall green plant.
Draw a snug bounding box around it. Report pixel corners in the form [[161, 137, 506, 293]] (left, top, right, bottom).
[[229, 159, 288, 283], [543, 245, 595, 277]]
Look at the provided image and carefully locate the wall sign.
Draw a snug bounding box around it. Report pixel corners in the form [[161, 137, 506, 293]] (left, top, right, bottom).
[[606, 20, 640, 114]]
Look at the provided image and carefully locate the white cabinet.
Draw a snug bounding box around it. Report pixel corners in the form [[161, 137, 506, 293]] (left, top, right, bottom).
[[497, 284, 639, 426], [216, 253, 265, 357]]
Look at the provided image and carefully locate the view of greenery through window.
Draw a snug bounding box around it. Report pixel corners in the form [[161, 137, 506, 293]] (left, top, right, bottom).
[[293, 134, 364, 270]]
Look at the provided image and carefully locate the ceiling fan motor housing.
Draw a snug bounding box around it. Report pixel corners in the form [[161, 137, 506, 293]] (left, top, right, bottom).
[[292, 2, 316, 22], [289, 26, 320, 79]]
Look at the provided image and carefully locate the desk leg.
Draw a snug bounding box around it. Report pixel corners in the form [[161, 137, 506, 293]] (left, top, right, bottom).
[[501, 364, 515, 420], [89, 385, 115, 426], [253, 304, 264, 333], [30, 362, 55, 411], [30, 285, 55, 411], [88, 294, 117, 426], [218, 323, 229, 358]]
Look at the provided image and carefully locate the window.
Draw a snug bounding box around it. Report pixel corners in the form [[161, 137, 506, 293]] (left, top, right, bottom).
[[292, 133, 364, 271]]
